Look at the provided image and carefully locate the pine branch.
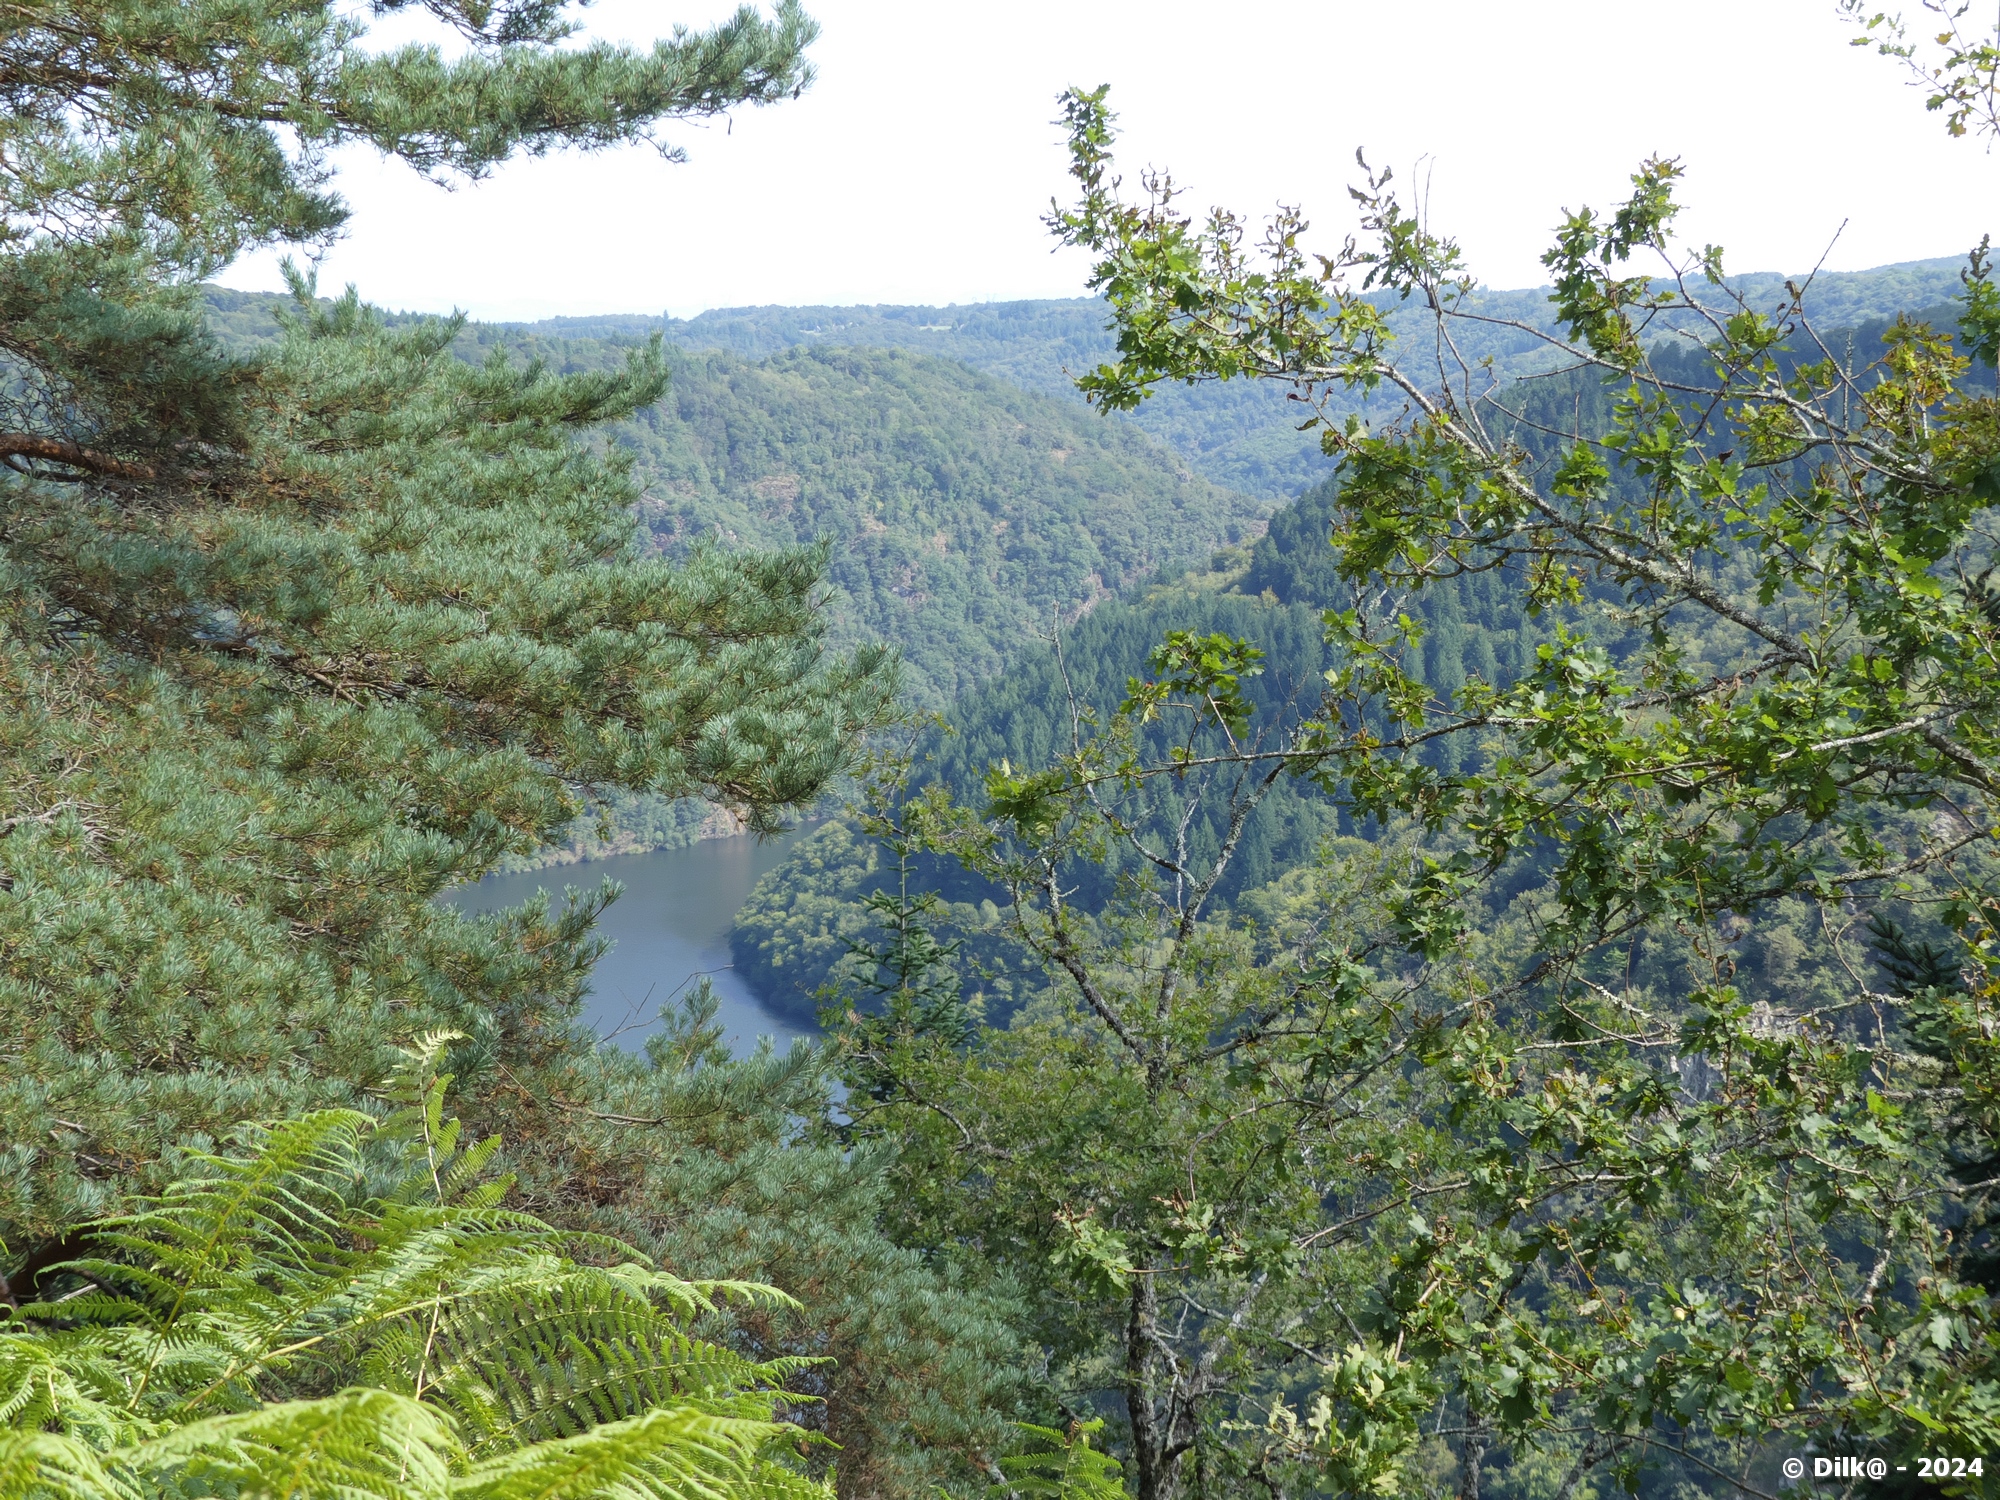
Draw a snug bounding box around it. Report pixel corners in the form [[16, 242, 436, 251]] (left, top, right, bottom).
[[0, 434, 154, 481]]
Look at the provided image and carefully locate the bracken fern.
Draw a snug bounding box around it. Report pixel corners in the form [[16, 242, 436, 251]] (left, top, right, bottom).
[[997, 1421, 1125, 1500], [0, 1035, 828, 1500]]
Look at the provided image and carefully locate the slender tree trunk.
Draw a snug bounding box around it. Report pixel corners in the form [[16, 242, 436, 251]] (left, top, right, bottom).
[[1458, 1423, 1487, 1500], [1127, 1269, 1169, 1500]]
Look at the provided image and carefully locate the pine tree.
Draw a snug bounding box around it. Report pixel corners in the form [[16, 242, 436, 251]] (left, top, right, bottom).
[[0, 0, 887, 1240], [828, 840, 972, 1108], [525, 989, 1020, 1499], [0, 5, 1021, 1493]]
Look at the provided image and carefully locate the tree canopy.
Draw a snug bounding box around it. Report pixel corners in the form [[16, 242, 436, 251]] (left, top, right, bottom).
[[2, 0, 817, 276], [0, 3, 1028, 1493], [13, 0, 2000, 1494], [801, 58, 2000, 1498]]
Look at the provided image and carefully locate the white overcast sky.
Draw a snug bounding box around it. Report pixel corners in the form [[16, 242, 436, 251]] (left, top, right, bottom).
[[217, 0, 2000, 322]]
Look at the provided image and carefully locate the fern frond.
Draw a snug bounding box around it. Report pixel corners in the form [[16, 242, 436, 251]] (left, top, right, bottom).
[[126, 1386, 457, 1499], [0, 1429, 144, 1500], [999, 1420, 1125, 1500], [440, 1135, 510, 1211], [71, 1110, 369, 1347], [130, 1110, 369, 1266], [0, 1332, 146, 1448], [3, 1086, 824, 1500], [381, 1032, 469, 1115], [411, 1267, 806, 1455], [13, 1291, 152, 1330], [448, 1404, 828, 1500], [377, 1031, 521, 1216], [652, 1278, 802, 1317], [278, 1209, 560, 1337]]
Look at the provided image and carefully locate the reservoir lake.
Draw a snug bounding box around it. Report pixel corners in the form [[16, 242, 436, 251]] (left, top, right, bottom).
[[449, 830, 814, 1056]]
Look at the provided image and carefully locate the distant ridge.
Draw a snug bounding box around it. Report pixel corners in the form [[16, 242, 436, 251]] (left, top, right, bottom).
[[206, 254, 1977, 502], [508, 254, 1973, 351], [508, 254, 1979, 500]]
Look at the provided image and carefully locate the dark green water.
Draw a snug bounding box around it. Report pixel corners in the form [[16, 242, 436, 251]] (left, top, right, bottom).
[[449, 831, 812, 1056]]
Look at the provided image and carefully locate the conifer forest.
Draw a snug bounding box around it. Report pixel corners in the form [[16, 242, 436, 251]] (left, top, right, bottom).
[[4, 2, 2000, 1497]]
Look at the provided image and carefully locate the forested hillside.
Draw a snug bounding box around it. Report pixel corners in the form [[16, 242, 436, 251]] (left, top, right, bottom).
[[17, 0, 2000, 1491], [656, 257, 1973, 372], [203, 259, 1986, 870], [729, 468, 1547, 1017], [592, 258, 1974, 492], [202, 288, 1270, 858], [202, 293, 1264, 703], [730, 286, 2000, 1016], [731, 583, 1342, 1019], [622, 343, 1262, 703]]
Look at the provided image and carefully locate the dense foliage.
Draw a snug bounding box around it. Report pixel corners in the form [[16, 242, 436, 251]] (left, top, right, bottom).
[[14, 0, 2000, 1495], [790, 70, 2000, 1500], [735, 305, 1999, 1014], [0, 276, 894, 1226], [0, 1039, 831, 1500], [0, 1, 1027, 1492], [197, 295, 1273, 859]]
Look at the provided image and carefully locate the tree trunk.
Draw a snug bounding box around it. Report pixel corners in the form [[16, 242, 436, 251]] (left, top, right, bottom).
[[1126, 1269, 1170, 1500], [1458, 1424, 1487, 1500]]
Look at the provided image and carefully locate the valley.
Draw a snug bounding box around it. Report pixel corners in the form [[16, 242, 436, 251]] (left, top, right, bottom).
[[15, 3, 2000, 1488]]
